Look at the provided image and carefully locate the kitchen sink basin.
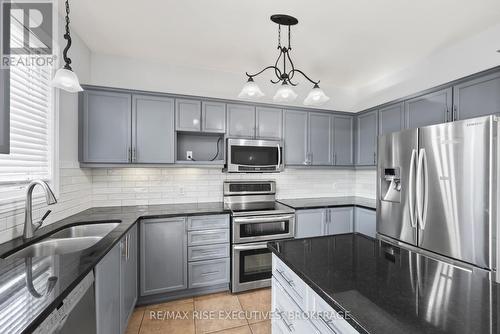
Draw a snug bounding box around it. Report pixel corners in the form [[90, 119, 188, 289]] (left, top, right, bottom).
[[2, 222, 120, 260]]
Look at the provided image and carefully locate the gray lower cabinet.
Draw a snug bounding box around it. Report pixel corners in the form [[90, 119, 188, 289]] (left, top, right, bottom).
[[0, 69, 9, 154], [202, 101, 226, 133], [405, 88, 452, 129], [256, 107, 282, 139], [95, 241, 121, 334], [295, 209, 327, 238], [120, 225, 138, 334], [81, 90, 132, 163], [453, 72, 500, 121], [354, 207, 376, 238], [133, 95, 175, 163], [308, 112, 333, 165], [326, 207, 354, 235], [284, 110, 309, 165], [379, 102, 404, 135], [355, 110, 378, 166], [227, 104, 256, 137], [140, 218, 187, 296], [333, 115, 354, 165], [188, 258, 230, 288], [176, 99, 202, 132]]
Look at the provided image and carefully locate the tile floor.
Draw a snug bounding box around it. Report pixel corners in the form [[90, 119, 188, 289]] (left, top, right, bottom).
[[126, 288, 271, 334]]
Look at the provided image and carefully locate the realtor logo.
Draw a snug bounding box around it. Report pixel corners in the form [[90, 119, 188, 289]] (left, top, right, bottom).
[[1, 0, 56, 68]]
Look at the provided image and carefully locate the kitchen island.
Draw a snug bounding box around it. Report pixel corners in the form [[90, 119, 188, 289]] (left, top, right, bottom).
[[268, 234, 499, 334]]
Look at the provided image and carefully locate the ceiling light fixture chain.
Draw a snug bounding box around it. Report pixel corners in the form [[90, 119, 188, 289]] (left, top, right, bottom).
[[239, 14, 329, 106], [62, 0, 73, 71]]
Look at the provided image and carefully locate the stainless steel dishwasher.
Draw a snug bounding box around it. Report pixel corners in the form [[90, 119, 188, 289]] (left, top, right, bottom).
[[33, 272, 96, 334]]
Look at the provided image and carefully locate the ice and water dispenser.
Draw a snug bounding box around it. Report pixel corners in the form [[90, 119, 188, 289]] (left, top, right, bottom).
[[381, 167, 401, 202]]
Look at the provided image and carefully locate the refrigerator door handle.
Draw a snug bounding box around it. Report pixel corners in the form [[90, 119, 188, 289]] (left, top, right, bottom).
[[421, 149, 429, 230], [416, 148, 425, 229], [408, 149, 417, 228]]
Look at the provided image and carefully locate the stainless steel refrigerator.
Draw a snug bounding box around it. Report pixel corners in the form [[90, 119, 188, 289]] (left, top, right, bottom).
[[377, 115, 498, 278]]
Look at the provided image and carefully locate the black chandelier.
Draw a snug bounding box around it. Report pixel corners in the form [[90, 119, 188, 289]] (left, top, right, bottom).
[[239, 14, 329, 106]]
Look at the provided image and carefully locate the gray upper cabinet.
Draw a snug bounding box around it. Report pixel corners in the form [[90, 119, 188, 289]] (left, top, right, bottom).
[[0, 69, 9, 154], [140, 218, 187, 296], [133, 95, 175, 163], [379, 102, 404, 135], [202, 101, 226, 133], [227, 104, 256, 137], [284, 110, 309, 165], [308, 112, 332, 165], [120, 225, 138, 334], [333, 115, 353, 166], [405, 88, 452, 129], [176, 99, 201, 132], [81, 90, 132, 163], [295, 209, 326, 238], [355, 110, 378, 166], [95, 242, 121, 334], [453, 72, 500, 121], [256, 107, 282, 139]]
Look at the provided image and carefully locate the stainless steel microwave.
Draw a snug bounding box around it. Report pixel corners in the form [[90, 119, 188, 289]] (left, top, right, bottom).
[[226, 138, 283, 173]]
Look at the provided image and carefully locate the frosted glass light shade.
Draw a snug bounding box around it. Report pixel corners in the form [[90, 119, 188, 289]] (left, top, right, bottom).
[[52, 68, 83, 92], [273, 82, 297, 102], [238, 79, 264, 99], [304, 85, 330, 106]]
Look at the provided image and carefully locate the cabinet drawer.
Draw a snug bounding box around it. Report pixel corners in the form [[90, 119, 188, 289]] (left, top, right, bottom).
[[188, 243, 229, 262], [187, 214, 229, 231], [311, 289, 359, 334], [272, 255, 307, 307], [188, 258, 229, 288], [188, 229, 229, 246]]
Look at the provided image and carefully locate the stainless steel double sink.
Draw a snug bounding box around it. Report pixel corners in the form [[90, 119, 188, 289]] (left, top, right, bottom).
[[2, 222, 120, 260]]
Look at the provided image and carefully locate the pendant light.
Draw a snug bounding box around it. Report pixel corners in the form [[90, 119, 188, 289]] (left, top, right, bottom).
[[240, 14, 330, 106], [52, 0, 83, 92]]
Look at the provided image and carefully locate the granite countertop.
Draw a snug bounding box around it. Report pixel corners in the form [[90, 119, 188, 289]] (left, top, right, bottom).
[[268, 234, 499, 334], [278, 196, 376, 210], [0, 202, 229, 334]]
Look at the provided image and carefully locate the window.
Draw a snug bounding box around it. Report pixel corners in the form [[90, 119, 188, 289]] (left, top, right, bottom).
[[0, 11, 54, 204]]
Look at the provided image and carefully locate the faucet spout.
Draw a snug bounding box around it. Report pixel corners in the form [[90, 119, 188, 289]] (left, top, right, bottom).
[[23, 180, 57, 239]]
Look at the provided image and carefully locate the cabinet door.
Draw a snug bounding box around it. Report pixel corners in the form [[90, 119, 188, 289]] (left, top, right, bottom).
[[256, 107, 282, 139], [355, 110, 378, 165], [295, 209, 326, 238], [283, 110, 309, 165], [355, 207, 376, 238], [140, 218, 187, 296], [133, 95, 175, 163], [379, 102, 404, 135], [308, 112, 333, 165], [405, 88, 451, 128], [120, 225, 138, 333], [333, 115, 353, 165], [81, 90, 132, 163], [176, 99, 201, 131], [227, 104, 256, 137], [95, 242, 121, 334], [453, 72, 500, 121], [202, 101, 226, 133], [326, 207, 353, 235], [0, 69, 9, 154]]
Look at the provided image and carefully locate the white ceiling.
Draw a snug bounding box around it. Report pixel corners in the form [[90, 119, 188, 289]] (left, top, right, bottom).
[[63, 0, 500, 98]]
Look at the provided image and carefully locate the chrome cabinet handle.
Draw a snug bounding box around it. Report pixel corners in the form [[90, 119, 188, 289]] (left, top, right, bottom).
[[408, 149, 417, 228], [373, 152, 376, 164], [276, 308, 295, 332], [276, 269, 295, 287], [319, 314, 339, 333], [132, 148, 137, 162], [453, 105, 458, 121], [128, 148, 132, 162], [200, 270, 220, 277]]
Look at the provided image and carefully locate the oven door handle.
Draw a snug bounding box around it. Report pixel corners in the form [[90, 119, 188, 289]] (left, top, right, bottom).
[[276, 144, 281, 170], [233, 242, 269, 251], [233, 215, 295, 224]]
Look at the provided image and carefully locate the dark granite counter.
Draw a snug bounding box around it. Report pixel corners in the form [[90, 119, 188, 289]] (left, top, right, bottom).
[[0, 202, 228, 334], [268, 234, 499, 334], [278, 196, 376, 210]]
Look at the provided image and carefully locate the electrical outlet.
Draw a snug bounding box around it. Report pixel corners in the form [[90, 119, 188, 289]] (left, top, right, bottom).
[[186, 151, 193, 160]]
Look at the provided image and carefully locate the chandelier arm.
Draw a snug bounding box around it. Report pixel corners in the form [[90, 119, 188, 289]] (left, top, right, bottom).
[[274, 49, 284, 80], [288, 68, 320, 86], [286, 49, 297, 84], [245, 65, 282, 80]]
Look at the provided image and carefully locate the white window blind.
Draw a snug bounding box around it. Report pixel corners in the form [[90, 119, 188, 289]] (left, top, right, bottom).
[[0, 13, 54, 202]]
